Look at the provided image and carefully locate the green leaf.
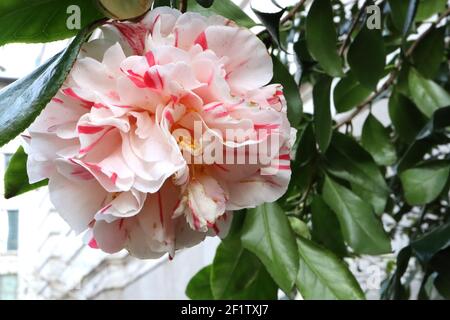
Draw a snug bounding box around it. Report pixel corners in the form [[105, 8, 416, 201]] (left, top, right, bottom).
[[0, 0, 104, 46], [333, 73, 372, 113], [296, 237, 365, 300], [211, 242, 278, 300], [322, 176, 392, 255], [381, 246, 412, 300], [412, 27, 445, 79], [348, 26, 386, 90], [252, 8, 285, 49], [272, 56, 302, 126], [313, 76, 332, 153], [241, 202, 299, 294], [415, 0, 447, 21], [311, 195, 347, 257], [400, 161, 450, 206], [411, 222, 450, 263], [186, 265, 214, 300], [306, 0, 342, 77], [195, 0, 214, 8], [188, 0, 255, 28], [361, 114, 397, 166], [408, 68, 450, 117], [388, 90, 427, 143], [0, 21, 103, 147], [4, 146, 48, 199], [289, 217, 311, 240], [388, 0, 419, 36], [324, 133, 389, 214]]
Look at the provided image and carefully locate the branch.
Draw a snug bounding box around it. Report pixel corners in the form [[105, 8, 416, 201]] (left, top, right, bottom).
[[338, 0, 369, 56], [405, 7, 450, 57], [280, 0, 308, 25], [179, 0, 188, 13]]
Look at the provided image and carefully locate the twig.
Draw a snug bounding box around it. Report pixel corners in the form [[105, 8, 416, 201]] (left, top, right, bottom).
[[338, 0, 369, 56], [281, 0, 308, 24], [179, 0, 187, 13]]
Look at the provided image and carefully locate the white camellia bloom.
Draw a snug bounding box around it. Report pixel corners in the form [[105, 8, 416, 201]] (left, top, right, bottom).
[[24, 7, 295, 259]]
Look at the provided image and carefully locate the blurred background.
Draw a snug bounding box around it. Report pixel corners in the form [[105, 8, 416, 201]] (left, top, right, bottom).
[[0, 0, 407, 299]]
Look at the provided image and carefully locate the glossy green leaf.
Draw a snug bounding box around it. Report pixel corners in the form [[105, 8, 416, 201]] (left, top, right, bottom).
[[296, 237, 365, 300], [388, 90, 427, 143], [188, 0, 255, 28], [388, 0, 419, 36], [0, 22, 104, 147], [412, 223, 450, 263], [211, 242, 278, 300], [333, 73, 372, 113], [0, 0, 104, 46], [272, 56, 302, 126], [311, 195, 347, 257], [361, 114, 397, 166], [306, 0, 342, 77], [186, 265, 214, 300], [381, 246, 412, 300], [4, 146, 48, 199], [241, 202, 299, 294], [412, 27, 445, 79], [415, 0, 447, 21], [252, 8, 285, 49], [313, 76, 332, 153], [400, 161, 450, 206], [322, 176, 392, 255], [348, 26, 385, 89], [408, 68, 450, 117], [324, 133, 389, 214]]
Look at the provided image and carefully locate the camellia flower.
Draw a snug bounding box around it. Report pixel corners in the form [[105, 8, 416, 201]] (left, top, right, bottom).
[[24, 7, 295, 259]]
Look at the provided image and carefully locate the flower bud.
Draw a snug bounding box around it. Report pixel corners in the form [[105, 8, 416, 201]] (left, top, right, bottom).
[[97, 0, 153, 20]]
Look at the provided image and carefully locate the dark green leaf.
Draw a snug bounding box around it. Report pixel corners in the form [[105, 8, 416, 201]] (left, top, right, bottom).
[[211, 242, 278, 300], [188, 0, 255, 28], [361, 114, 397, 166], [322, 176, 392, 255], [306, 0, 342, 77], [381, 246, 412, 300], [411, 222, 450, 264], [186, 265, 214, 300], [272, 56, 302, 126], [241, 202, 299, 294], [408, 68, 450, 117], [296, 237, 365, 300], [333, 73, 372, 113], [412, 27, 445, 79], [311, 195, 347, 257], [252, 7, 285, 49], [388, 0, 419, 36], [4, 146, 47, 199], [0, 0, 104, 46], [0, 21, 103, 147], [195, 0, 214, 8], [400, 161, 450, 206], [348, 26, 386, 90], [324, 133, 389, 214], [313, 76, 332, 153], [415, 0, 447, 21], [388, 90, 427, 143]]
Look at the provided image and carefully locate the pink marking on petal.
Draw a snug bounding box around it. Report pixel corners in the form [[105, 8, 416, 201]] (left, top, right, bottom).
[[204, 102, 223, 112], [214, 111, 230, 118], [93, 103, 109, 109], [278, 154, 291, 161], [52, 97, 64, 104], [145, 51, 156, 67], [165, 111, 174, 125], [110, 172, 118, 185], [119, 218, 124, 230], [77, 125, 105, 134], [277, 165, 291, 170], [125, 69, 147, 88], [108, 91, 120, 100], [275, 90, 284, 96], [88, 238, 99, 249], [99, 204, 112, 214], [194, 32, 208, 50], [62, 88, 92, 109], [143, 70, 164, 91], [114, 22, 146, 55], [174, 29, 179, 48], [254, 124, 280, 130]]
